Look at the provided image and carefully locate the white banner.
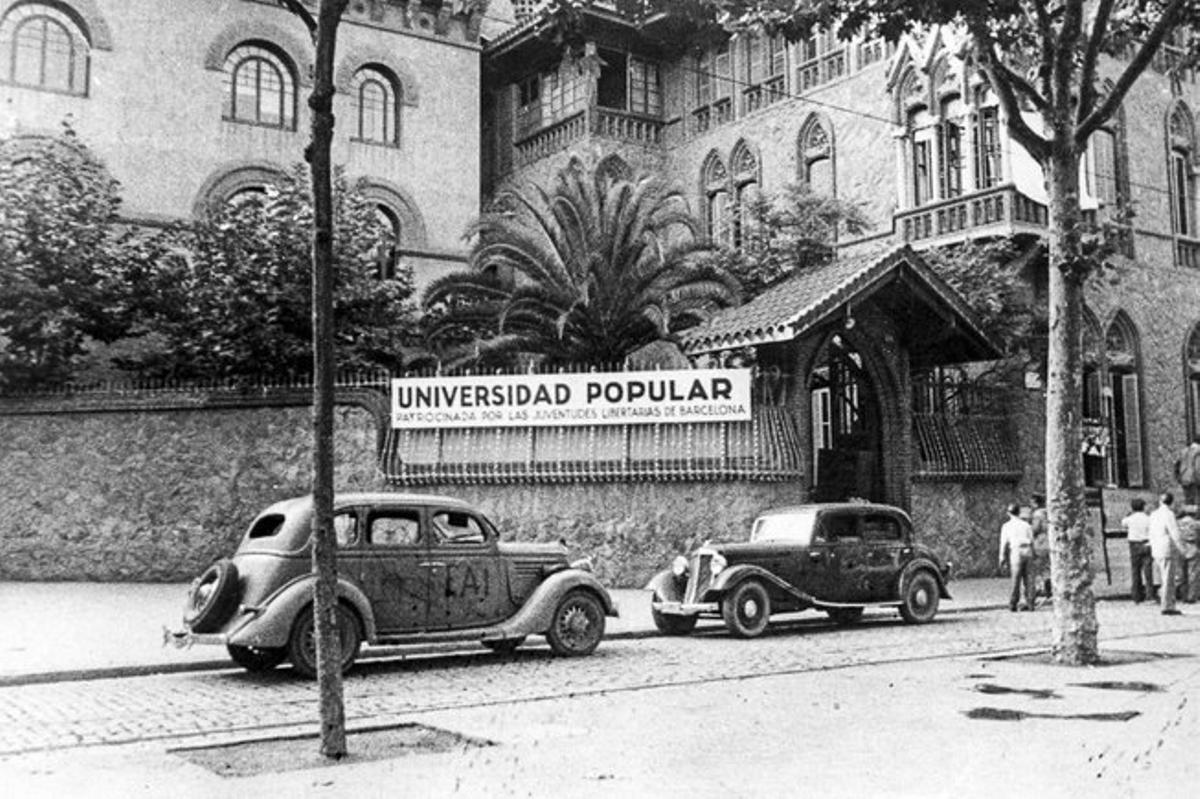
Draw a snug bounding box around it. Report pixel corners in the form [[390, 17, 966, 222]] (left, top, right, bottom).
[[391, 369, 753, 429]]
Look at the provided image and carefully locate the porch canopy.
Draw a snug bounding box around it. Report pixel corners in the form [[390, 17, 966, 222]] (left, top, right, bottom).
[[681, 245, 1001, 366]]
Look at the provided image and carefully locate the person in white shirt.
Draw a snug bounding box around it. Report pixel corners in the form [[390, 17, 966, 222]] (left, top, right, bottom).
[[1148, 492, 1185, 615], [999, 503, 1036, 612], [1121, 498, 1154, 603]]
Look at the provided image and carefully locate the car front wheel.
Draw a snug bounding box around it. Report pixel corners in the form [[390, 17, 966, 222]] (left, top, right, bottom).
[[227, 644, 286, 673], [287, 604, 362, 679], [651, 591, 698, 636], [722, 580, 770, 638], [546, 590, 605, 656], [899, 571, 940, 624]]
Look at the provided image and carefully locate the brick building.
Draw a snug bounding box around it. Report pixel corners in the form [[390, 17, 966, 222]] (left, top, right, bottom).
[[480, 4, 1200, 533], [0, 0, 500, 288]]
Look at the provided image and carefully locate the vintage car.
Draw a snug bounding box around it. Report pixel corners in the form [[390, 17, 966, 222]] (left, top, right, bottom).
[[168, 492, 617, 677], [646, 503, 951, 638]]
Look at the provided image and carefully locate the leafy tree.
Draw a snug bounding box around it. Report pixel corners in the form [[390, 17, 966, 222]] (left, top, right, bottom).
[[0, 126, 133, 388], [714, 183, 871, 298], [423, 157, 740, 367], [614, 0, 1200, 664]]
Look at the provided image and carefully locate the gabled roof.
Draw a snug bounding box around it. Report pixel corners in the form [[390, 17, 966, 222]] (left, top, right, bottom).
[[681, 245, 1001, 366]]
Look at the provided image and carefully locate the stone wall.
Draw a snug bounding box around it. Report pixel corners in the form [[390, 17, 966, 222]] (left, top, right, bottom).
[[0, 403, 381, 581]]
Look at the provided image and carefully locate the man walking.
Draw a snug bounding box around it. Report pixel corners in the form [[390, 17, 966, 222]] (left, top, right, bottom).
[[999, 503, 1036, 612], [1121, 498, 1154, 603], [1149, 492, 1185, 615]]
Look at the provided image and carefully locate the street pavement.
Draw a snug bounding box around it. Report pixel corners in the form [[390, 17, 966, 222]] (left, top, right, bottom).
[[0, 567, 1134, 683]]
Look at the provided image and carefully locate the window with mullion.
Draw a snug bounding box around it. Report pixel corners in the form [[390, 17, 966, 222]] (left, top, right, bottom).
[[1, 4, 89, 95], [629, 57, 660, 116], [1172, 149, 1194, 236], [974, 106, 1001, 190], [224, 43, 295, 129]]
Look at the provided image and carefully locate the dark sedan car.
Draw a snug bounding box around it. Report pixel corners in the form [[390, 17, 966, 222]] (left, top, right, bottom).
[[168, 492, 617, 677], [646, 503, 951, 638]]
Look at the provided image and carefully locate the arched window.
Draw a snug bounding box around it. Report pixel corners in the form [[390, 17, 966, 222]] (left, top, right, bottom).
[[1104, 313, 1144, 487], [798, 114, 834, 195], [938, 94, 965, 199], [908, 106, 935, 206], [374, 204, 401, 279], [1187, 323, 1200, 440], [730, 140, 760, 249], [1081, 309, 1106, 486], [700, 151, 730, 245], [222, 42, 296, 129], [1167, 102, 1196, 238], [353, 65, 400, 145], [0, 2, 89, 94]]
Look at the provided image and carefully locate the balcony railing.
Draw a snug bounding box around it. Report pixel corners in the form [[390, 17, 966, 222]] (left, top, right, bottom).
[[592, 108, 663, 145], [796, 50, 846, 92], [895, 184, 1049, 246], [514, 110, 587, 167], [742, 75, 787, 114]]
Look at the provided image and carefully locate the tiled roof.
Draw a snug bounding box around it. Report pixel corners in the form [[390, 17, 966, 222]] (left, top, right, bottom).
[[681, 245, 998, 359]]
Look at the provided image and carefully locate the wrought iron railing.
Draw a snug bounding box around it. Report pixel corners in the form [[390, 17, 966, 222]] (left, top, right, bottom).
[[911, 374, 1021, 479]]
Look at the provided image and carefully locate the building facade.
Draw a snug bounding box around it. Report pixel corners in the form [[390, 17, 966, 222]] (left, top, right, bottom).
[[480, 6, 1200, 533], [0, 0, 496, 287]]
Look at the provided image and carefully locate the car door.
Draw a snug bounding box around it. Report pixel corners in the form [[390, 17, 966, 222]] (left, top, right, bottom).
[[860, 511, 907, 601], [351, 505, 430, 635], [800, 511, 850, 600], [826, 511, 873, 602], [424, 507, 509, 630]]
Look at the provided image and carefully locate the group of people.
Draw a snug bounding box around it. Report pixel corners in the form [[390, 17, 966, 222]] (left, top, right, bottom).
[[998, 479, 1200, 615], [1121, 492, 1200, 614]]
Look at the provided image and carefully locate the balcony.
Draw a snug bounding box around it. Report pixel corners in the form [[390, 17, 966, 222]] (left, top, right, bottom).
[[514, 110, 587, 167], [1177, 235, 1200, 268], [592, 108, 663, 145], [742, 75, 787, 114], [895, 184, 1048, 247]]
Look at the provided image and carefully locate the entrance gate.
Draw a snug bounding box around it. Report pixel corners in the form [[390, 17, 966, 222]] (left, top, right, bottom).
[[808, 333, 882, 502]]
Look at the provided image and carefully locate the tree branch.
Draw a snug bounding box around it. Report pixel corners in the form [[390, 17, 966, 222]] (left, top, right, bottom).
[[1078, 0, 1187, 143], [974, 41, 1050, 164], [277, 0, 318, 40], [1078, 0, 1116, 123]]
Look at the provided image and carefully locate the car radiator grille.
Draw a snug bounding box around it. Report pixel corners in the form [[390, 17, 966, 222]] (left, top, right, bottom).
[[683, 554, 712, 604]]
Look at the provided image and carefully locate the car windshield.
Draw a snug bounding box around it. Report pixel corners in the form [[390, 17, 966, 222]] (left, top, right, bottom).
[[751, 510, 819, 544]]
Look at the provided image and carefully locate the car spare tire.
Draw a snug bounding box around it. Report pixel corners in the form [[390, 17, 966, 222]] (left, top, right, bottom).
[[184, 558, 239, 633]]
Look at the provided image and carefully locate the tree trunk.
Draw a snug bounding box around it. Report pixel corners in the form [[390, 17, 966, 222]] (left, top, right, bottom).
[[1043, 137, 1100, 665], [307, 0, 350, 759]]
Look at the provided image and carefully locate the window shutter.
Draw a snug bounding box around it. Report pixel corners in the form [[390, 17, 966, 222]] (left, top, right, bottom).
[[1121, 374, 1144, 486]]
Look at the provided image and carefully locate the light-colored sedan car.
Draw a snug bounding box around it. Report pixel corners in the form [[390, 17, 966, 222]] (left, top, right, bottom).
[[169, 492, 617, 677]]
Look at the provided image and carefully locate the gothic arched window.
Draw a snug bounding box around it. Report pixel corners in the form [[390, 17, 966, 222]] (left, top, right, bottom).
[[700, 150, 730, 245], [1167, 101, 1197, 238], [798, 114, 834, 195], [730, 139, 760, 249]]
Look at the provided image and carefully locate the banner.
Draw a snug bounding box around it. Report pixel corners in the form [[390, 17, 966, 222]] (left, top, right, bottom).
[[391, 369, 753, 429]]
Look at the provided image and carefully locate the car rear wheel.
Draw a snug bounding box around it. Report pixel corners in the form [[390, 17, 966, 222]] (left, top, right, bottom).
[[287, 604, 362, 679], [651, 591, 698, 636], [546, 590, 605, 656], [482, 637, 525, 655], [227, 644, 286, 673], [722, 580, 770, 638], [826, 607, 864, 626], [184, 559, 239, 634], [899, 571, 940, 624]]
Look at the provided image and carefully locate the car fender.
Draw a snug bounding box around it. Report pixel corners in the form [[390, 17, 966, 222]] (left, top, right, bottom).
[[897, 559, 952, 600], [711, 564, 815, 604], [489, 569, 617, 639], [227, 576, 377, 650], [645, 569, 685, 602]]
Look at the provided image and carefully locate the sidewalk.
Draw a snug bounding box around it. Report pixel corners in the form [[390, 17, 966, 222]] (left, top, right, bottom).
[[0, 570, 1134, 685]]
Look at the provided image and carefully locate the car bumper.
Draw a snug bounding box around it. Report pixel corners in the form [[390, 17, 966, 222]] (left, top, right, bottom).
[[652, 600, 717, 616]]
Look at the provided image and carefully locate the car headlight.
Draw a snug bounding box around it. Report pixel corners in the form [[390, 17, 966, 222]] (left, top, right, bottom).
[[671, 555, 688, 577], [710, 552, 727, 576]]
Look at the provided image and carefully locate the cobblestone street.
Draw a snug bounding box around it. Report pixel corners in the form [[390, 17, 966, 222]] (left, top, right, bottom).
[[2, 601, 1194, 758]]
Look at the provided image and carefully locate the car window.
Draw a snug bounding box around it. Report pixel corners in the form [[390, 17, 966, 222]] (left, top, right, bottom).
[[247, 514, 285, 539], [862, 514, 901, 542], [822, 514, 859, 541], [751, 510, 818, 545], [432, 510, 486, 544], [368, 510, 421, 547], [334, 512, 358, 547]]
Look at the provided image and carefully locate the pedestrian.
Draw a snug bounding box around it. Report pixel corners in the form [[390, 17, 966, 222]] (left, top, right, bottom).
[[999, 502, 1036, 612], [1030, 493, 1051, 602], [1178, 505, 1200, 604], [1148, 492, 1185, 615], [1121, 497, 1155, 603], [1174, 435, 1200, 506]]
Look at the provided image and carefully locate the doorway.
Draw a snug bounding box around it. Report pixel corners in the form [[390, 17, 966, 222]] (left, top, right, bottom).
[[808, 333, 882, 502]]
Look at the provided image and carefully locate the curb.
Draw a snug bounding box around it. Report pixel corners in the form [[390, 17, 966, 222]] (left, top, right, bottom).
[[0, 593, 1131, 688]]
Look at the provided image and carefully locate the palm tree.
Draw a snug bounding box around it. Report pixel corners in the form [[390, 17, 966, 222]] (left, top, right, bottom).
[[423, 157, 740, 367]]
